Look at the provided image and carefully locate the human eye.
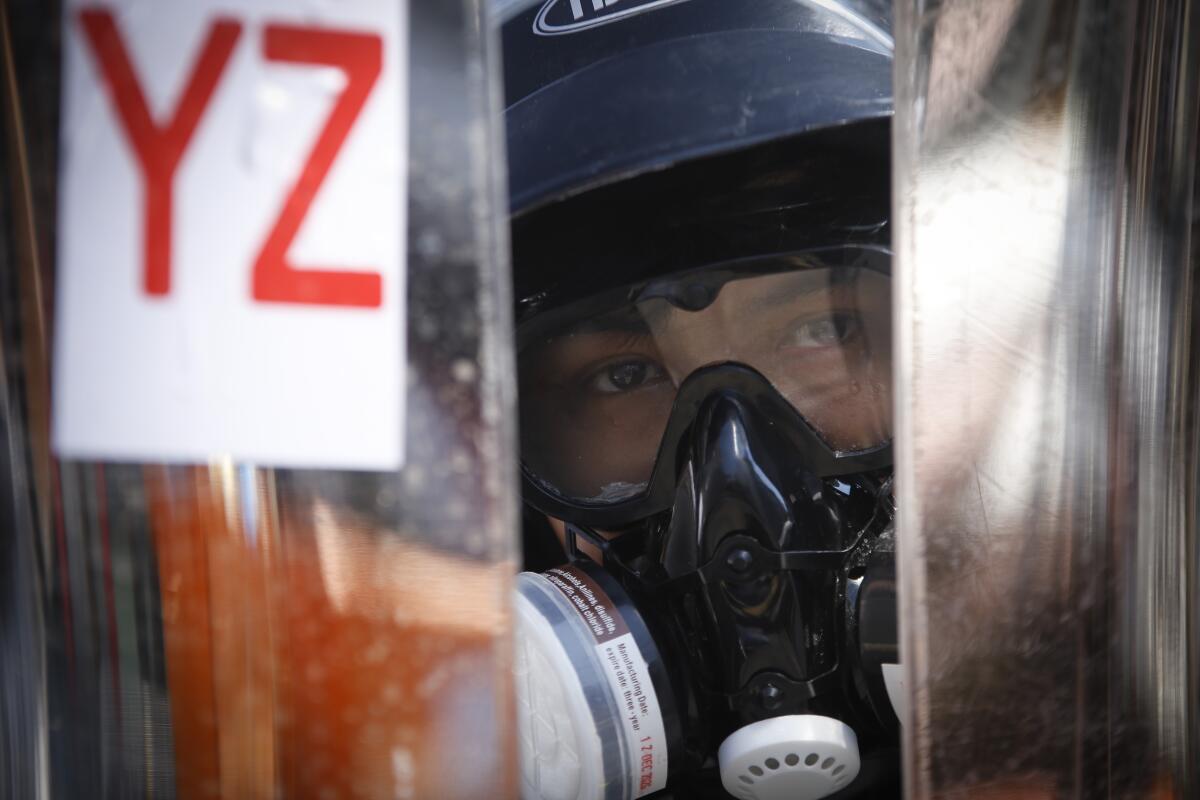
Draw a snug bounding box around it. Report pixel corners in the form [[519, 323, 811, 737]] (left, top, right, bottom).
[[779, 311, 862, 349], [585, 357, 668, 395]]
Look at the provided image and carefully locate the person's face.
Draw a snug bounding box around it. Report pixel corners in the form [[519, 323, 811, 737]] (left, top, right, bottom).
[[519, 267, 893, 503]]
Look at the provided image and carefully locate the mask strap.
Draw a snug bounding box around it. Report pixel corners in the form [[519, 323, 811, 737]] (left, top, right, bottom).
[[563, 521, 614, 566]]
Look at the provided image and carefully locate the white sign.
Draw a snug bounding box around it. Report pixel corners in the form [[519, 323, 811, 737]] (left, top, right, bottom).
[[53, 0, 407, 469]]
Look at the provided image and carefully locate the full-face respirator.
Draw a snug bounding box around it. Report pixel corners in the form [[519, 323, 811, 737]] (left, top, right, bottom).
[[512, 250, 902, 799], [500, 2, 900, 784]]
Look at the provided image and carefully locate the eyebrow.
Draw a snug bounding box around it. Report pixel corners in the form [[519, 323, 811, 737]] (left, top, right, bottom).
[[541, 270, 870, 343], [639, 301, 672, 329], [641, 272, 844, 327], [566, 307, 651, 336], [745, 275, 837, 315]]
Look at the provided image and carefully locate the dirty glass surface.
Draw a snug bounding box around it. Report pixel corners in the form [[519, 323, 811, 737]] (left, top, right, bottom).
[[895, 1, 1199, 797], [0, 1, 519, 798]]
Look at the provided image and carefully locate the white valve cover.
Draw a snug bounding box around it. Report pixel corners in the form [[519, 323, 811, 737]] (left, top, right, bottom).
[[717, 715, 861, 800]]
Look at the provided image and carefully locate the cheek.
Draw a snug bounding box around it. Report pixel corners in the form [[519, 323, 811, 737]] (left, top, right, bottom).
[[528, 383, 676, 498], [762, 348, 892, 448]]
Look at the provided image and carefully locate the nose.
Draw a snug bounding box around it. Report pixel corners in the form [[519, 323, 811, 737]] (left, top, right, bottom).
[[658, 389, 846, 701], [692, 392, 795, 555], [689, 392, 842, 561]]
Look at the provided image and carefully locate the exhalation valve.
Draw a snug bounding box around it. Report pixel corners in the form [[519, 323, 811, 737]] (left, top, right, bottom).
[[717, 715, 861, 800]]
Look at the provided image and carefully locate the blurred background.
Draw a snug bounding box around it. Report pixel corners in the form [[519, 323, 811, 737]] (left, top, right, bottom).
[[1, 0, 1197, 798]]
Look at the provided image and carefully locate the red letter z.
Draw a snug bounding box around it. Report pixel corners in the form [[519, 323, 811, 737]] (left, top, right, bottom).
[[253, 25, 384, 308]]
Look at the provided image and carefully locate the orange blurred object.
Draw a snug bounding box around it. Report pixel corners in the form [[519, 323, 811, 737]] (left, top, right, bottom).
[[147, 465, 516, 799]]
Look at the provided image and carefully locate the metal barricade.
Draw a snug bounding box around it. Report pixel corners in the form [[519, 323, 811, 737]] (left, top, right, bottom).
[[0, 1, 518, 797], [895, 1, 1199, 797]]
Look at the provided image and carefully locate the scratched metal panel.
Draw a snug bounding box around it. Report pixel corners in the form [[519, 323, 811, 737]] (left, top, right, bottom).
[[894, 1, 1199, 797]]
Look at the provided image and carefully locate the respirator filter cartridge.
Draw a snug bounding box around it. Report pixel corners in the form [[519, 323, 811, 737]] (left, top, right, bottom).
[[514, 565, 671, 800]]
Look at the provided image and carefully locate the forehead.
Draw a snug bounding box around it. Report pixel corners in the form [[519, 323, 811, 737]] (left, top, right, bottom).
[[522, 265, 890, 352]]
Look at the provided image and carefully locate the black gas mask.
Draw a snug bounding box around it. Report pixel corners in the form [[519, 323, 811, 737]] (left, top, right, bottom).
[[513, 243, 902, 800]]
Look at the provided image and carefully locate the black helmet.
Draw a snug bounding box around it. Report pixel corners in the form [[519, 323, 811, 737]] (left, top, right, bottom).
[[502, 0, 892, 215], [504, 3, 901, 799]]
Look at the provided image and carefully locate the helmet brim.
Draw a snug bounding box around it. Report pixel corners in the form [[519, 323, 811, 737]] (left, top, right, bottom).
[[506, 28, 892, 215]]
